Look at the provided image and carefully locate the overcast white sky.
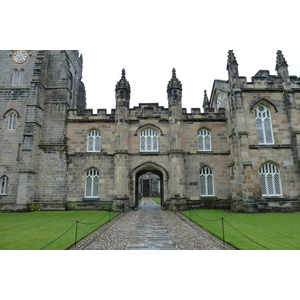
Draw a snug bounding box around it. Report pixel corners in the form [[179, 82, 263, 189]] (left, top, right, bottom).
[[2, 0, 300, 296], [3, 0, 300, 114]]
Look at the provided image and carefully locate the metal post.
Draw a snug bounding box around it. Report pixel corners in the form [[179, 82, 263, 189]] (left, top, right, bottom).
[[221, 217, 225, 247], [75, 220, 79, 250]]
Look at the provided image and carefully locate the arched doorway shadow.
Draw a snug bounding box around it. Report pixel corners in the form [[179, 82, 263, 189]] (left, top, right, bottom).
[[130, 162, 168, 208]]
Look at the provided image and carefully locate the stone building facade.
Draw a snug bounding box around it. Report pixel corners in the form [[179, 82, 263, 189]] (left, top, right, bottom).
[[1, 50, 299, 212]]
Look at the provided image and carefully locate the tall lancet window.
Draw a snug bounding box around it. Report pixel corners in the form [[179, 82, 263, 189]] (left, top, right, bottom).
[[199, 167, 214, 196], [7, 113, 17, 130], [255, 105, 274, 145], [0, 176, 9, 195], [85, 169, 99, 198]]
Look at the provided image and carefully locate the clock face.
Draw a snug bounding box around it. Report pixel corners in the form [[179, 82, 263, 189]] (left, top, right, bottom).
[[13, 51, 28, 63]]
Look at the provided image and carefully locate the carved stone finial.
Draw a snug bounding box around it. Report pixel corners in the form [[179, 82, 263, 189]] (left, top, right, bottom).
[[167, 68, 182, 92], [276, 50, 288, 70], [227, 50, 238, 69], [203, 90, 209, 107], [115, 69, 131, 92]]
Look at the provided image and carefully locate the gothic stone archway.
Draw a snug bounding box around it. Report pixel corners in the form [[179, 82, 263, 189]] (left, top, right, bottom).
[[130, 162, 168, 208]]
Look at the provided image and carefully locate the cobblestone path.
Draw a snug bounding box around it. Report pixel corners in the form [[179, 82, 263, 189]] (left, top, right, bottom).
[[71, 198, 234, 250]]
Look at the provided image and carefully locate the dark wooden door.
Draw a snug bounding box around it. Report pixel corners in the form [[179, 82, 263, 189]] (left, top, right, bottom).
[[143, 179, 150, 196]]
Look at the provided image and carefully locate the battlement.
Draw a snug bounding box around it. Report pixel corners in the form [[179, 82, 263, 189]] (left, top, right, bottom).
[[67, 104, 226, 122]]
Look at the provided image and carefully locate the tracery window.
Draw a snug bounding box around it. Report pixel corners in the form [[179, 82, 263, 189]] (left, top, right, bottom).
[[199, 167, 214, 196], [259, 163, 282, 196], [0, 176, 8, 195], [7, 113, 16, 130], [140, 129, 158, 152], [198, 129, 211, 151], [255, 105, 274, 145], [87, 130, 101, 152], [85, 169, 99, 198]]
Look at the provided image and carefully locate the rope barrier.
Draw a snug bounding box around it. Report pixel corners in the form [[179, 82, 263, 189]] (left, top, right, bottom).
[[192, 210, 223, 222], [223, 219, 270, 250], [40, 222, 76, 250], [40, 210, 112, 250], [188, 210, 270, 250], [77, 211, 109, 225]]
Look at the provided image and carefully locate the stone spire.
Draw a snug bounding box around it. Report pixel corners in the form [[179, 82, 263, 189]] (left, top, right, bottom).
[[115, 69, 131, 100], [202, 90, 209, 112], [275, 50, 290, 84], [276, 50, 288, 70], [167, 68, 182, 92], [227, 50, 238, 70], [203, 90, 209, 107], [226, 50, 239, 87]]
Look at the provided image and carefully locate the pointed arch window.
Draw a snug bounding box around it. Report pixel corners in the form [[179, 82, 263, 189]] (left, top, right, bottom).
[[7, 113, 17, 130], [255, 105, 274, 145], [85, 169, 99, 198], [199, 167, 214, 196], [259, 163, 282, 196], [87, 130, 101, 152], [0, 176, 9, 195], [198, 129, 211, 151], [140, 129, 159, 152]]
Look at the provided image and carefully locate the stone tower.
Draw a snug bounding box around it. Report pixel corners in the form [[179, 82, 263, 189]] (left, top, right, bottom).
[[113, 69, 131, 210], [167, 69, 186, 207], [0, 50, 85, 210]]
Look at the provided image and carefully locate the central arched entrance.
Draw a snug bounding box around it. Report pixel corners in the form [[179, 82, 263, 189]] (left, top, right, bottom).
[[130, 162, 168, 208]]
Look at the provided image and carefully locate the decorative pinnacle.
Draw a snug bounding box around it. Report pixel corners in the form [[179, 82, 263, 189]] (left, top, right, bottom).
[[203, 90, 209, 107], [227, 50, 238, 69], [276, 50, 288, 70], [167, 68, 182, 91], [115, 68, 131, 92]]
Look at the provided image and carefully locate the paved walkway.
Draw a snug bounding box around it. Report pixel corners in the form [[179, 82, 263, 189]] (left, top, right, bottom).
[[125, 198, 175, 250], [71, 198, 234, 250]]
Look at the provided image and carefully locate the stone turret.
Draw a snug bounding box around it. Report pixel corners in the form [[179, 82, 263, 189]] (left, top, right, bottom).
[[115, 68, 131, 106], [166, 68, 186, 208], [276, 50, 290, 84], [115, 68, 130, 122], [167, 68, 182, 107], [167, 68, 183, 122], [113, 69, 130, 210]]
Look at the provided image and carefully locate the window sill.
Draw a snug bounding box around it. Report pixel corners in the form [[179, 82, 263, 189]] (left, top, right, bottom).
[[197, 150, 213, 154], [82, 198, 100, 202], [140, 152, 159, 155], [200, 196, 217, 200], [249, 144, 291, 149]]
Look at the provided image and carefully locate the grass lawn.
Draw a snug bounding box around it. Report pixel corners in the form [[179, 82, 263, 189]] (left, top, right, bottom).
[[0, 210, 118, 250], [182, 209, 300, 250], [151, 197, 161, 205]]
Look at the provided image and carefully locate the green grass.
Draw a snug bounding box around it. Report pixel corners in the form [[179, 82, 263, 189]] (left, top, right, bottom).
[[151, 197, 161, 205], [0, 210, 118, 250], [182, 209, 300, 250]]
